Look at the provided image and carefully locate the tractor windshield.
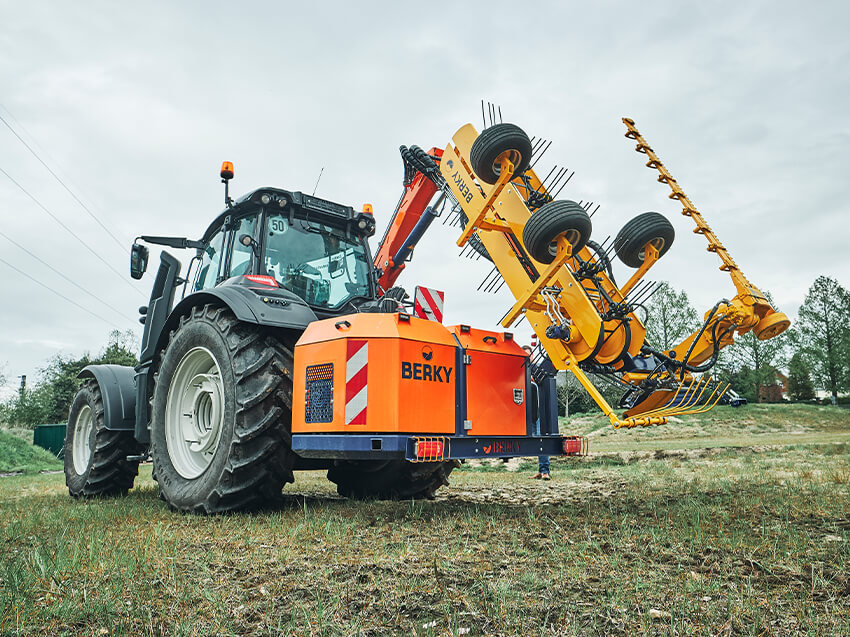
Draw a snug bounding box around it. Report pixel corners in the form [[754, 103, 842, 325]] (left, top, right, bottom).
[[263, 213, 371, 309]]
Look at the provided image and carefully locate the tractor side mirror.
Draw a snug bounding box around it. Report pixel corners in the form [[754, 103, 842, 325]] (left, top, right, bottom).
[[130, 242, 149, 280]]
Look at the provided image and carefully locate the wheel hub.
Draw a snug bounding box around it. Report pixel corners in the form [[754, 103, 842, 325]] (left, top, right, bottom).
[[164, 347, 225, 479], [492, 149, 521, 176], [548, 230, 580, 256], [639, 238, 665, 262]]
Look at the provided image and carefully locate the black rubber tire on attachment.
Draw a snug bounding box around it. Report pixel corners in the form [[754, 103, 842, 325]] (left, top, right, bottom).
[[150, 305, 296, 514], [328, 459, 457, 500], [614, 212, 675, 268], [522, 200, 592, 263], [470, 123, 532, 184], [64, 380, 143, 498]]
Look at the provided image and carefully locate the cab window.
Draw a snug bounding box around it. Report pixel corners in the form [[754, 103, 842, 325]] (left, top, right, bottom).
[[263, 214, 371, 309], [226, 215, 257, 278], [195, 227, 225, 290]]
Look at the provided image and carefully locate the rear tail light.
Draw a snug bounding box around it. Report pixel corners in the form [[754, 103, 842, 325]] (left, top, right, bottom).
[[415, 440, 444, 459], [562, 436, 588, 456], [243, 275, 279, 287]]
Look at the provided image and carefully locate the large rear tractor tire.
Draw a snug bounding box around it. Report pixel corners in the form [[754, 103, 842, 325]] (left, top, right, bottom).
[[522, 200, 592, 263], [470, 123, 532, 184], [614, 212, 675, 268], [64, 380, 142, 498], [150, 305, 296, 514], [328, 459, 457, 500]]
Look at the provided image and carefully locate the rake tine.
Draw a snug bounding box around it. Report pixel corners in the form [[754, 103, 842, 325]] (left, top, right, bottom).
[[530, 140, 552, 169], [481, 100, 487, 129], [633, 281, 660, 307], [691, 382, 730, 415], [484, 276, 500, 294], [643, 281, 662, 303], [498, 106, 502, 124], [539, 165, 557, 191], [636, 386, 684, 419], [589, 203, 601, 218], [548, 167, 568, 193], [478, 266, 497, 291], [628, 282, 652, 307], [552, 171, 574, 198], [652, 377, 716, 418], [622, 279, 648, 304], [678, 378, 708, 411], [635, 281, 660, 306], [647, 378, 698, 418]]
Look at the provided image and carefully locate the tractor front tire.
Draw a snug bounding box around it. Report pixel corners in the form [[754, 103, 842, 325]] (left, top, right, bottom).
[[328, 459, 457, 500], [150, 305, 296, 514], [522, 200, 592, 263], [64, 380, 142, 498], [470, 123, 532, 184], [614, 212, 675, 268]]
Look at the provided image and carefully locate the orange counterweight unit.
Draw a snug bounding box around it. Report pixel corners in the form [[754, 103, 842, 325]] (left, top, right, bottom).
[[290, 312, 584, 462]]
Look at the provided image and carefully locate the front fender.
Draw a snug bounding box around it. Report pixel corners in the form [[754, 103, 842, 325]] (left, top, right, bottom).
[[78, 364, 137, 431], [168, 286, 318, 333]]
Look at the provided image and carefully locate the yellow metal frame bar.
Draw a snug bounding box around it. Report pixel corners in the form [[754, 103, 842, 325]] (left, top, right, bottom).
[[619, 244, 660, 297], [456, 156, 514, 248], [502, 236, 573, 328]]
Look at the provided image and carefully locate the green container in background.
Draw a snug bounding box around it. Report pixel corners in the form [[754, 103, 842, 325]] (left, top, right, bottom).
[[33, 423, 67, 459]]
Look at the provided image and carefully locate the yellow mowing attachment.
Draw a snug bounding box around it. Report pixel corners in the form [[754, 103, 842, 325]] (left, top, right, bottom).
[[621, 117, 790, 343], [621, 118, 753, 292], [619, 377, 730, 427]]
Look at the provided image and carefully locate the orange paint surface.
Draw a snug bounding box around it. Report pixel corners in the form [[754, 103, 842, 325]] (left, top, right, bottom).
[[292, 314, 457, 434], [452, 326, 527, 436]]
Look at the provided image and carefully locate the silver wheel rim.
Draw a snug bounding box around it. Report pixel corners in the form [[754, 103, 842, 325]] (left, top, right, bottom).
[[72, 404, 94, 474], [164, 346, 225, 479]]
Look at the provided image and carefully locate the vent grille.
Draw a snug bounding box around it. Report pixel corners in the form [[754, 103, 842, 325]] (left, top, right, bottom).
[[306, 363, 334, 423]]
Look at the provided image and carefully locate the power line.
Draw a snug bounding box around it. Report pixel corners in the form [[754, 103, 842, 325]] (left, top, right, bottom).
[[0, 255, 124, 330], [0, 108, 128, 251], [0, 230, 137, 323], [0, 165, 145, 298]]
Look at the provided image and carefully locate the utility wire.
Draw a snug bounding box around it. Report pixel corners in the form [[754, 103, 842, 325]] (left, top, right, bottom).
[[0, 230, 137, 323], [0, 255, 124, 330], [0, 165, 144, 298], [0, 109, 128, 251]]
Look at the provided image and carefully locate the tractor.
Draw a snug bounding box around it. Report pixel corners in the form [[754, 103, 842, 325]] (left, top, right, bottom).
[[64, 116, 789, 513]]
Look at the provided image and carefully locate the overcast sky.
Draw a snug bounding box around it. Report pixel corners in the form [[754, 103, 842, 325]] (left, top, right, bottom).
[[1, 1, 848, 396]]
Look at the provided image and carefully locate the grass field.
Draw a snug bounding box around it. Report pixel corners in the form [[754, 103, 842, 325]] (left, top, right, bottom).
[[1, 405, 848, 635]]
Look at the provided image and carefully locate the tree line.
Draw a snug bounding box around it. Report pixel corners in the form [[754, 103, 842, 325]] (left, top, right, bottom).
[[0, 330, 138, 428]]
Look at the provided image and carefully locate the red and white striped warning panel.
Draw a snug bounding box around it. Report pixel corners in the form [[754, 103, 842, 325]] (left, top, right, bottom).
[[345, 340, 368, 425], [413, 286, 445, 323]]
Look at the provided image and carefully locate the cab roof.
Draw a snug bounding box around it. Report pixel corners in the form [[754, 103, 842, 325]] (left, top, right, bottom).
[[200, 187, 359, 243]]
